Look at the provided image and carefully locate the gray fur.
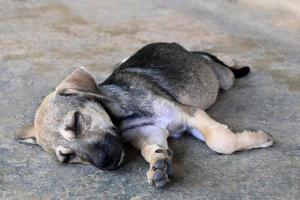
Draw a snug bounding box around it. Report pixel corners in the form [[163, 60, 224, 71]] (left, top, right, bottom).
[[101, 43, 220, 109], [98, 42, 234, 133], [18, 42, 249, 185]]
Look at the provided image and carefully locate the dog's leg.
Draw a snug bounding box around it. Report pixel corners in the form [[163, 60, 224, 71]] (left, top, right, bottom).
[[189, 110, 273, 154], [192, 51, 250, 90], [192, 51, 251, 79], [123, 125, 173, 188], [211, 62, 235, 90]]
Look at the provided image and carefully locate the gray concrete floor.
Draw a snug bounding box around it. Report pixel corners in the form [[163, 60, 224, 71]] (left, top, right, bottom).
[[0, 0, 299, 199]]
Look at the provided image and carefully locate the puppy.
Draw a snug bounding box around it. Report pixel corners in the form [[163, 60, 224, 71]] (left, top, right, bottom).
[[17, 43, 273, 188]]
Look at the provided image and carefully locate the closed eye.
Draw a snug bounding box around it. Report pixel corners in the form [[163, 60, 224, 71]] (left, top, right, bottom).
[[66, 111, 82, 135]]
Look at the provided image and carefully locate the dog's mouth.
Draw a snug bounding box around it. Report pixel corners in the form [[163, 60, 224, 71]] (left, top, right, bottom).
[[98, 149, 125, 170], [117, 150, 125, 167]]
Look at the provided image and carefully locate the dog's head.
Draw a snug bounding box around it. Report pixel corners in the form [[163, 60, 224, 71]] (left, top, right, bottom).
[[17, 68, 124, 170]]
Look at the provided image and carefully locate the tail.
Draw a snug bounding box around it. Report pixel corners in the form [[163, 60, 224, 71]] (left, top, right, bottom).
[[192, 51, 251, 79], [229, 66, 250, 79]]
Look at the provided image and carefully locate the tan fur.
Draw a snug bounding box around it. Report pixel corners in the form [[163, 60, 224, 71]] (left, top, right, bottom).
[[123, 108, 273, 186], [17, 65, 273, 188], [188, 109, 273, 154], [33, 92, 56, 152], [16, 125, 37, 144], [17, 68, 123, 167], [56, 67, 99, 94], [122, 125, 173, 187]]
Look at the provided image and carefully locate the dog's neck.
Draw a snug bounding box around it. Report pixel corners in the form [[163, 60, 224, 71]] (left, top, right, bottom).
[[97, 83, 153, 131]]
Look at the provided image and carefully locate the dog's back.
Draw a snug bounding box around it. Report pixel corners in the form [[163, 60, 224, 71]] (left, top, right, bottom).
[[101, 42, 220, 112]]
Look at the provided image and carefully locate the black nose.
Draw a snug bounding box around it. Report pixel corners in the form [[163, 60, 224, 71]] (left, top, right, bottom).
[[89, 134, 123, 170], [94, 151, 114, 169]]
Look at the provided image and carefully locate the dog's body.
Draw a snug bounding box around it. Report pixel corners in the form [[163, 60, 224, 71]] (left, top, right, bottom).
[[17, 43, 273, 188]]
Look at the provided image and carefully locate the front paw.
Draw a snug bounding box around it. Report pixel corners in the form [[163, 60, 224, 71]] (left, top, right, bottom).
[[147, 159, 173, 188]]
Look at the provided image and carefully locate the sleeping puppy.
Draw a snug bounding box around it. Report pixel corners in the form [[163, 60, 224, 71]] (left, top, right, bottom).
[[17, 43, 273, 188]]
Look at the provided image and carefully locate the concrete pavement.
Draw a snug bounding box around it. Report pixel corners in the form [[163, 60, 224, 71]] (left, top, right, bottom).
[[0, 0, 299, 199]]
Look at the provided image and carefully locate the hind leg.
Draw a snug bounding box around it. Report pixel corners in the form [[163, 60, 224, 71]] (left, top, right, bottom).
[[192, 52, 235, 90], [192, 51, 250, 90], [188, 109, 273, 154], [211, 62, 235, 90]]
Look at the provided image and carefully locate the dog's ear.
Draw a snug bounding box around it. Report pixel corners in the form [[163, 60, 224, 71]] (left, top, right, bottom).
[[15, 125, 38, 145], [55, 67, 110, 101], [56, 67, 111, 103], [56, 67, 99, 95]]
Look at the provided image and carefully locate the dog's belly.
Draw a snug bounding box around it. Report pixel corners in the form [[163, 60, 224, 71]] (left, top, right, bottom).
[[154, 116, 205, 141], [152, 97, 205, 141], [119, 97, 206, 143], [188, 128, 205, 141]]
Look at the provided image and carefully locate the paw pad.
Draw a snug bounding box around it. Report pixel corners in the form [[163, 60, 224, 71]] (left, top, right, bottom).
[[147, 159, 173, 188]]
